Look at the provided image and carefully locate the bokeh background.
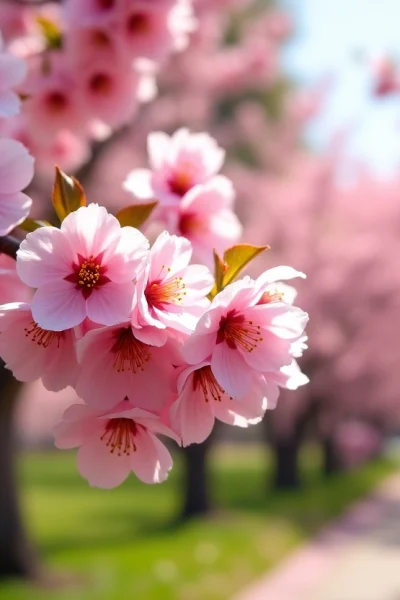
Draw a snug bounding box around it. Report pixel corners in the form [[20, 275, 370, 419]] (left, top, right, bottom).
[[1, 0, 400, 599]]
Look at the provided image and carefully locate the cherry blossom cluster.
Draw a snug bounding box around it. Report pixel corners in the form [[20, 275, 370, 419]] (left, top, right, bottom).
[[124, 127, 242, 266], [0, 0, 196, 172], [0, 31, 34, 236], [0, 196, 308, 488]]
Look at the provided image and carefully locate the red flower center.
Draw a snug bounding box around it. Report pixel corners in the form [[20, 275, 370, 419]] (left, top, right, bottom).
[[89, 73, 112, 95], [24, 321, 65, 348], [91, 29, 112, 47], [97, 0, 115, 10], [167, 171, 193, 197], [64, 254, 110, 299], [217, 309, 263, 352], [145, 275, 186, 309], [110, 327, 151, 373], [179, 213, 206, 236], [101, 418, 138, 456], [127, 12, 150, 35], [192, 366, 227, 402], [45, 91, 68, 113]]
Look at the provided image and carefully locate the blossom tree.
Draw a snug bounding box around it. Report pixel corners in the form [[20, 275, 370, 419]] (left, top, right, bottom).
[[0, 0, 310, 579]]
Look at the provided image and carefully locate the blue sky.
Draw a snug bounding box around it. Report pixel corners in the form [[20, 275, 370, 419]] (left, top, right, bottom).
[[282, 0, 400, 175]]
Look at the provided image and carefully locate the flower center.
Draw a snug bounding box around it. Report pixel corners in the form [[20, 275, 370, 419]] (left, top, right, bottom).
[[97, 0, 115, 10], [145, 272, 186, 308], [89, 73, 112, 95], [179, 213, 206, 236], [24, 321, 65, 349], [65, 253, 110, 299], [127, 12, 150, 34], [91, 29, 112, 47], [110, 327, 151, 373], [101, 418, 137, 456], [192, 366, 227, 402], [45, 91, 68, 113], [216, 309, 263, 352], [167, 171, 193, 197]]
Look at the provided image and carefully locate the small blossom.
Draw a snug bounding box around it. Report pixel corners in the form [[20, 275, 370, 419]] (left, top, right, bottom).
[[53, 401, 180, 488], [124, 128, 226, 205], [183, 270, 308, 399], [133, 231, 214, 339], [16, 204, 149, 331], [75, 322, 181, 411], [169, 361, 270, 446], [0, 302, 79, 391]]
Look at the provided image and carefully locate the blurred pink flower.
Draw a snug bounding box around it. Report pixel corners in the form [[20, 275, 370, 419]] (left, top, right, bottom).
[[0, 138, 33, 235], [124, 127, 226, 204], [16, 204, 149, 330], [0, 302, 79, 391], [133, 231, 213, 338], [0, 254, 31, 305], [75, 323, 180, 412], [183, 276, 308, 399], [53, 400, 180, 488], [169, 362, 269, 445], [0, 31, 27, 117]]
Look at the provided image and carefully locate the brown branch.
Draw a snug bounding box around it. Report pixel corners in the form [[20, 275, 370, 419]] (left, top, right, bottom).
[[0, 236, 20, 261]]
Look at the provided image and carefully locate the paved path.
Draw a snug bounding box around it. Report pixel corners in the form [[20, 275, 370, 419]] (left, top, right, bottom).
[[233, 474, 400, 600]]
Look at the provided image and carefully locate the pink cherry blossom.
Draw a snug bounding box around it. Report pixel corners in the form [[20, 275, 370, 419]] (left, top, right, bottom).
[[0, 254, 31, 305], [0, 138, 33, 236], [169, 361, 270, 446], [173, 178, 242, 265], [53, 401, 180, 488], [182, 272, 308, 399], [0, 302, 79, 392], [75, 322, 180, 411], [16, 203, 149, 331], [0, 31, 27, 117], [133, 231, 214, 339], [123, 128, 227, 205]]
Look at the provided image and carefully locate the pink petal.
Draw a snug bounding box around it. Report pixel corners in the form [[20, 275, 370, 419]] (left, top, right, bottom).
[[53, 405, 100, 449], [61, 204, 121, 259], [123, 169, 154, 200], [169, 382, 214, 446], [41, 329, 79, 392], [86, 281, 134, 326], [149, 231, 192, 281], [77, 434, 131, 488], [16, 226, 75, 288], [180, 177, 234, 213], [182, 331, 217, 364], [129, 429, 173, 484], [31, 280, 87, 331], [105, 226, 149, 282], [148, 131, 170, 170], [0, 53, 27, 89], [0, 90, 20, 118], [211, 343, 252, 400], [0, 138, 34, 193], [0, 192, 32, 236]]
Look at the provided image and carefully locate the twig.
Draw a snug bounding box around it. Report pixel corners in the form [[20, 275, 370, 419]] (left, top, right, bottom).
[[0, 236, 20, 261]]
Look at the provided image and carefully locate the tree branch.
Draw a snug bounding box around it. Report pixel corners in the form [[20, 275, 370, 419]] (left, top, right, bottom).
[[0, 236, 20, 261]]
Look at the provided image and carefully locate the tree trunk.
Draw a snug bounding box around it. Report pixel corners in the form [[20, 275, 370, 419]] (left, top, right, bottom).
[[0, 364, 38, 579], [272, 434, 302, 489], [180, 435, 214, 520], [322, 436, 341, 477]]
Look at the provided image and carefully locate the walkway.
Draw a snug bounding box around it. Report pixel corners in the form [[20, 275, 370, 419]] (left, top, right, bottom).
[[233, 474, 400, 600]]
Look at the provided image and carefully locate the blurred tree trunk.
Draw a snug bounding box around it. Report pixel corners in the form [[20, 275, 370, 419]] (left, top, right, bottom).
[[321, 435, 341, 477], [0, 362, 38, 579], [179, 432, 216, 519], [272, 433, 302, 489]]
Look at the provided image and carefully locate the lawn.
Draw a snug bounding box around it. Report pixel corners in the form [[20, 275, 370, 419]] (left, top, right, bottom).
[[0, 444, 395, 600]]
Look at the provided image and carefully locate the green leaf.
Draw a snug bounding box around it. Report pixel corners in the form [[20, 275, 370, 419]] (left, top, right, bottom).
[[52, 166, 86, 223], [115, 202, 158, 229], [208, 250, 227, 299], [19, 218, 53, 233], [36, 16, 63, 50], [221, 244, 269, 288]]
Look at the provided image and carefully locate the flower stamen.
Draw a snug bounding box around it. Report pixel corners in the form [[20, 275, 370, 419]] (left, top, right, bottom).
[[217, 310, 263, 352], [193, 366, 226, 402], [100, 418, 137, 455], [110, 327, 151, 373], [24, 321, 65, 349]]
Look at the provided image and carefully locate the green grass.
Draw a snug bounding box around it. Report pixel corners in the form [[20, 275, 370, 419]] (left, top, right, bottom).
[[0, 445, 395, 600]]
